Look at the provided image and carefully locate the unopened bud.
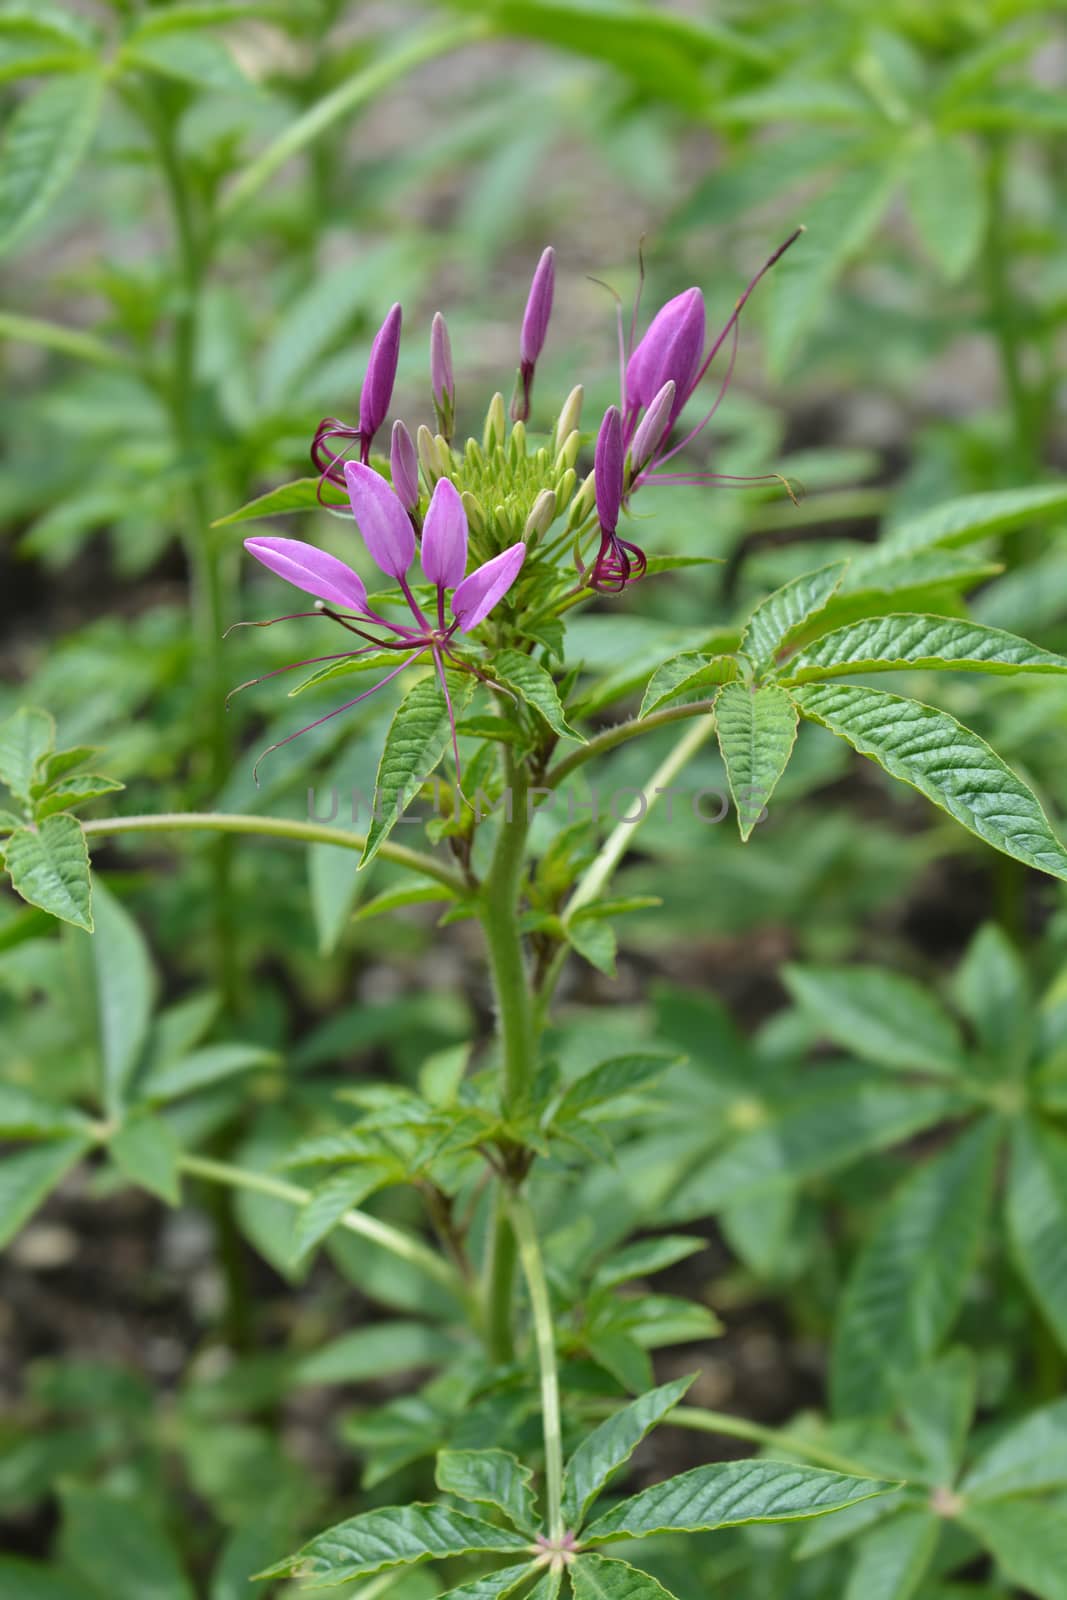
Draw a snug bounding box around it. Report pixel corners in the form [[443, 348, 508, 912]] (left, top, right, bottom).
[[554, 428, 580, 474], [594, 405, 624, 535], [512, 245, 555, 422], [483, 392, 507, 453], [630, 380, 675, 477], [568, 470, 596, 528], [555, 466, 577, 509], [460, 491, 486, 537], [389, 420, 420, 513], [553, 385, 583, 452], [430, 312, 455, 440], [509, 420, 527, 464], [358, 303, 402, 460], [524, 488, 557, 544], [418, 424, 443, 487]]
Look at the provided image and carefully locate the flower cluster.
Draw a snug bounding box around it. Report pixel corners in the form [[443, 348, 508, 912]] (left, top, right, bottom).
[[240, 234, 801, 771]]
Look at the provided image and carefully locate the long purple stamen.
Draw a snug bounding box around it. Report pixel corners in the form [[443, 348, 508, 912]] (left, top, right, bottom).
[[690, 226, 803, 395], [252, 652, 420, 787], [226, 648, 382, 709]]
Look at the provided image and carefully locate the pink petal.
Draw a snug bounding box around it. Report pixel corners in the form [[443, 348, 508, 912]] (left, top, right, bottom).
[[451, 542, 526, 633], [244, 536, 368, 612], [344, 461, 415, 580], [421, 478, 468, 589], [626, 287, 705, 416]]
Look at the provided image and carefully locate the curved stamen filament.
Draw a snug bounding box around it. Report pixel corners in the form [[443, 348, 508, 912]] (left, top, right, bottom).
[[226, 648, 383, 709], [252, 652, 421, 786]]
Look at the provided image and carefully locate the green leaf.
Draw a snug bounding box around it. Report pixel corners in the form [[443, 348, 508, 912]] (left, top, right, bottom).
[[109, 1113, 181, 1206], [0, 72, 101, 256], [0, 706, 54, 800], [783, 613, 1067, 683], [782, 964, 965, 1076], [35, 774, 124, 819], [353, 883, 459, 922], [0, 1083, 90, 1140], [297, 1321, 456, 1386], [124, 30, 246, 89], [525, 1574, 562, 1600], [262, 1504, 529, 1587], [566, 916, 617, 977], [586, 1329, 653, 1395], [60, 1488, 194, 1600], [897, 1350, 975, 1486], [292, 1169, 392, 1260], [361, 671, 475, 868], [212, 477, 322, 527], [714, 682, 798, 840], [290, 651, 407, 696], [561, 1375, 694, 1529], [79, 881, 156, 1117], [664, 1080, 964, 1220], [843, 1508, 938, 1600], [493, 648, 584, 742], [883, 484, 1067, 556], [961, 1497, 1067, 1600], [137, 1042, 278, 1104], [792, 684, 1067, 881], [766, 162, 899, 374], [741, 562, 847, 669], [906, 134, 986, 281], [953, 923, 1032, 1076], [0, 1136, 90, 1249], [1006, 1117, 1067, 1353], [435, 1449, 538, 1533], [557, 1053, 677, 1120], [583, 1460, 895, 1543], [4, 815, 93, 931], [961, 1396, 1067, 1501], [572, 1554, 680, 1599], [591, 1237, 705, 1291], [639, 653, 738, 717], [437, 1566, 537, 1600], [830, 1119, 999, 1417], [309, 841, 363, 956], [0, 1558, 95, 1600]]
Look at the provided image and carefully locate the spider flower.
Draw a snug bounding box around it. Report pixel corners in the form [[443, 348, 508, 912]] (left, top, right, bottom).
[[239, 468, 525, 782], [589, 404, 645, 593], [311, 302, 403, 502], [511, 245, 555, 422]]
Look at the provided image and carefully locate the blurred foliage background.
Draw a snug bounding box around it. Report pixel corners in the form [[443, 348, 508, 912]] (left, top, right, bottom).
[[3, 1, 1067, 1596]]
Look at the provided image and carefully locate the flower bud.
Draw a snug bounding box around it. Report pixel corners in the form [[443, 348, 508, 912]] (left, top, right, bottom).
[[553, 384, 583, 453], [554, 428, 580, 475], [509, 420, 527, 463], [512, 245, 555, 422], [358, 303, 402, 459], [629, 380, 676, 476], [461, 490, 486, 538], [594, 405, 624, 535], [523, 488, 557, 544], [418, 423, 443, 488], [389, 420, 420, 513], [626, 287, 704, 421], [555, 465, 577, 510], [484, 392, 507, 453], [430, 312, 455, 440], [567, 471, 596, 529]]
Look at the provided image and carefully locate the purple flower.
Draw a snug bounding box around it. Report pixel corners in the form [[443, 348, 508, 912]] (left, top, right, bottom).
[[589, 405, 645, 594], [625, 287, 704, 423], [358, 302, 402, 460], [390, 420, 420, 515], [629, 379, 675, 476], [430, 312, 455, 439], [239, 468, 526, 783], [512, 245, 555, 422]]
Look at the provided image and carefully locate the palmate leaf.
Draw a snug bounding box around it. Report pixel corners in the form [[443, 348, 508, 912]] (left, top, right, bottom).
[[1006, 1117, 1067, 1352], [782, 964, 966, 1077], [792, 684, 1067, 881], [905, 133, 986, 282], [830, 1119, 1000, 1418], [961, 1395, 1067, 1502], [639, 652, 738, 717], [0, 706, 54, 800], [435, 1449, 538, 1533], [961, 1496, 1067, 1600], [571, 1554, 679, 1599], [0, 1136, 91, 1249], [741, 562, 848, 670], [59, 1488, 194, 1600], [493, 648, 584, 742], [0, 1083, 91, 1140], [0, 71, 102, 255], [843, 1507, 938, 1600], [261, 1503, 529, 1588], [714, 682, 798, 840], [582, 1460, 896, 1543], [561, 1375, 694, 1530], [882, 483, 1067, 556], [897, 1350, 975, 1487], [782, 613, 1067, 682], [361, 670, 475, 868], [4, 815, 93, 931], [437, 1565, 537, 1600]]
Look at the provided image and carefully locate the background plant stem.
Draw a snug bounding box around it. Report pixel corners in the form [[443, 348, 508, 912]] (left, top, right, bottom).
[[508, 1189, 565, 1539]]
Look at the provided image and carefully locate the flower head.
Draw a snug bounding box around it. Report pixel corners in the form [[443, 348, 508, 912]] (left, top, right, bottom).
[[512, 245, 555, 422]]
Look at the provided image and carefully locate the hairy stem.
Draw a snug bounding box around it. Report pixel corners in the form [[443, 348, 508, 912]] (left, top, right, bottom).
[[508, 1190, 565, 1539], [81, 812, 465, 893], [178, 1154, 464, 1299]]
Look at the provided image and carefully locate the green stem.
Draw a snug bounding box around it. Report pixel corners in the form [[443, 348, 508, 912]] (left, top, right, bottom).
[[508, 1190, 564, 1539], [484, 1192, 518, 1364], [544, 698, 718, 792], [178, 1153, 464, 1299], [218, 19, 491, 223], [479, 750, 536, 1112], [81, 812, 465, 892]]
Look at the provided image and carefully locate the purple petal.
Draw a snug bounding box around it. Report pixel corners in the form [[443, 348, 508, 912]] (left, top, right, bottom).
[[630, 379, 675, 473], [421, 478, 468, 589], [344, 461, 415, 580], [390, 420, 420, 512], [358, 302, 402, 446], [625, 287, 705, 418], [519, 246, 555, 366], [244, 536, 368, 612], [430, 312, 454, 408], [451, 542, 526, 632], [594, 405, 624, 534]]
